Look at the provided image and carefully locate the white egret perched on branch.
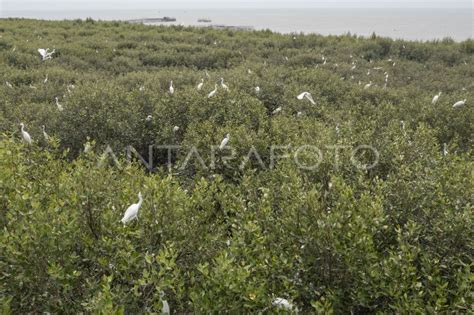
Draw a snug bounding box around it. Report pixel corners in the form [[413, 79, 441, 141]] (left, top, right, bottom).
[[220, 78, 229, 91], [44, 74, 48, 84], [173, 125, 180, 132], [297, 92, 316, 105], [169, 81, 174, 94], [67, 84, 76, 94], [55, 97, 64, 111], [160, 291, 170, 315], [208, 84, 218, 98], [432, 92, 441, 105], [443, 143, 448, 156], [20, 123, 32, 145], [121, 192, 143, 224], [452, 99, 466, 108], [197, 78, 204, 91], [42, 125, 49, 141], [255, 86, 261, 93], [5, 81, 13, 88], [145, 115, 153, 122], [272, 298, 297, 312], [364, 81, 373, 90], [219, 134, 230, 150], [38, 48, 55, 61], [272, 107, 282, 115]]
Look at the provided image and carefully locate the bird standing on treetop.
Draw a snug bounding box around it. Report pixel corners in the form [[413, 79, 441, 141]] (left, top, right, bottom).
[[121, 192, 143, 224], [208, 84, 218, 98], [432, 92, 441, 105], [55, 97, 64, 111], [219, 134, 230, 150], [197, 78, 204, 91], [42, 125, 49, 141], [220, 78, 229, 91], [452, 99, 466, 108], [20, 123, 32, 145]]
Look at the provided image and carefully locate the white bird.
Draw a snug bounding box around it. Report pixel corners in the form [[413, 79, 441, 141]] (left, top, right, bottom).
[[84, 143, 92, 153], [297, 92, 316, 105], [55, 97, 64, 111], [121, 192, 143, 224], [255, 86, 261, 93], [272, 107, 282, 115], [169, 81, 174, 94], [145, 115, 153, 122], [42, 125, 49, 141], [351, 65, 357, 71], [20, 123, 32, 145], [364, 81, 373, 90], [443, 143, 448, 156], [67, 84, 76, 93], [219, 134, 230, 150], [44, 74, 48, 84], [296, 111, 303, 117], [208, 84, 218, 98], [247, 69, 253, 75], [220, 78, 229, 91], [5, 81, 13, 88], [452, 99, 466, 108], [197, 78, 204, 90], [29, 84, 37, 89], [205, 70, 210, 79], [272, 298, 297, 312], [160, 291, 170, 315], [432, 92, 441, 105], [139, 85, 145, 92], [173, 125, 180, 132], [38, 48, 55, 61]]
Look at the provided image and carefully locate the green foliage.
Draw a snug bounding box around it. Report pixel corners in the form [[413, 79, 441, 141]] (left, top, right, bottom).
[[0, 19, 472, 313]]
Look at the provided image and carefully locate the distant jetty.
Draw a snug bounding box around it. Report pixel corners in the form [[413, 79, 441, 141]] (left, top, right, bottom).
[[208, 24, 254, 31], [128, 17, 176, 24]]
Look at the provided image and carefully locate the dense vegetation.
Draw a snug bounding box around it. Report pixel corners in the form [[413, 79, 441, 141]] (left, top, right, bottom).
[[0, 18, 473, 313]]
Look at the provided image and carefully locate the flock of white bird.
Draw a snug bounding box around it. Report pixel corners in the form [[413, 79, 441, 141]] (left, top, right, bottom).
[[0, 36, 466, 314]]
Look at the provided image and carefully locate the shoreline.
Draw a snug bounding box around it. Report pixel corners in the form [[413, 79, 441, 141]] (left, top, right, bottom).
[[0, 16, 472, 43]]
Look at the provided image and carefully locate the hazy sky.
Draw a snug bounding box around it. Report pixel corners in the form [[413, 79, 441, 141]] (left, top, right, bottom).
[[2, 0, 472, 10]]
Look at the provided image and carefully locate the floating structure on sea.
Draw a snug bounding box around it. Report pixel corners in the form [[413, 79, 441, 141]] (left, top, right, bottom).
[[128, 16, 176, 24], [208, 24, 254, 31], [198, 18, 212, 23]]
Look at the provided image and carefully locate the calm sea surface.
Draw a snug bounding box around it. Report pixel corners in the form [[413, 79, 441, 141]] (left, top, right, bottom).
[[1, 8, 472, 41]]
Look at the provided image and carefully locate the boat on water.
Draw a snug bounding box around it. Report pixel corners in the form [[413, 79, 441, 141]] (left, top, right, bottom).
[[198, 18, 212, 23]]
